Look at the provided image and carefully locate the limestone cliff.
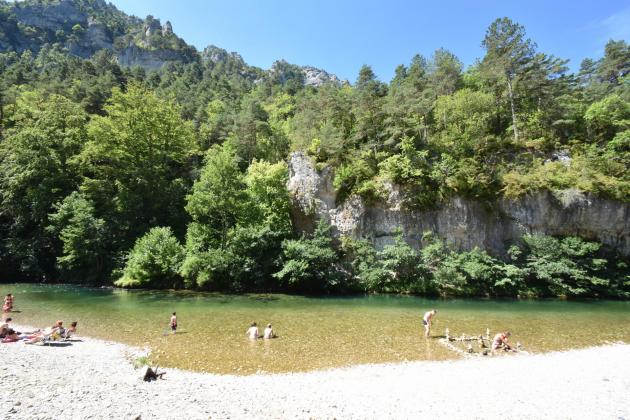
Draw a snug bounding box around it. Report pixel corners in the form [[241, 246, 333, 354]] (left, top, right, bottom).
[[1, 0, 195, 69], [287, 152, 630, 257]]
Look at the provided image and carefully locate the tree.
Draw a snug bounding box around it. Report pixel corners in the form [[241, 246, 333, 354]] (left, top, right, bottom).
[[47, 192, 106, 284], [181, 143, 246, 288], [115, 227, 185, 289], [78, 84, 196, 247], [482, 17, 535, 142], [521, 235, 609, 297], [274, 220, 344, 293], [0, 92, 86, 279], [430, 48, 463, 96]]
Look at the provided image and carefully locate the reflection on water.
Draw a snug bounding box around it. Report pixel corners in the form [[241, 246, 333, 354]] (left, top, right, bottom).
[[2, 284, 629, 374]]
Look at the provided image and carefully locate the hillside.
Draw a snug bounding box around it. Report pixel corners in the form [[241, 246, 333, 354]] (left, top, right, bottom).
[[0, 0, 628, 297]]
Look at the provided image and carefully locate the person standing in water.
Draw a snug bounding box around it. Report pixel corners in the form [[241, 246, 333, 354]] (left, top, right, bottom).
[[170, 312, 177, 334], [422, 309, 437, 338], [263, 323, 275, 339], [3, 294, 13, 313], [246, 322, 259, 340]]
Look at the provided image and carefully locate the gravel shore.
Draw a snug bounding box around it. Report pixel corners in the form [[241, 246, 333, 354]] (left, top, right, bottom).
[[1, 328, 629, 419]]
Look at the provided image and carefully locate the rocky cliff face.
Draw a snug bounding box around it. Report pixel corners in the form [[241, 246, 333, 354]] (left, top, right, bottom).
[[116, 43, 188, 70], [301, 66, 342, 87], [2, 0, 194, 69], [287, 152, 630, 257]]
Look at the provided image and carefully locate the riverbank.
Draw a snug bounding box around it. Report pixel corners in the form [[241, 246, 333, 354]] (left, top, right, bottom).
[[1, 328, 629, 419]]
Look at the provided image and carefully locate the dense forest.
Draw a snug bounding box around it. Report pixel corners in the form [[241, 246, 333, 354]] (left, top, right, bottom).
[[0, 1, 629, 297]]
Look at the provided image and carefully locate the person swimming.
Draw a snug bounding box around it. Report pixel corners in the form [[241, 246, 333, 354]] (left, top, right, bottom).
[[246, 322, 259, 340]]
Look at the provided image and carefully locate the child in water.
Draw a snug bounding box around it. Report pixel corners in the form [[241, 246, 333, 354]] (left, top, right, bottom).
[[170, 312, 177, 334]]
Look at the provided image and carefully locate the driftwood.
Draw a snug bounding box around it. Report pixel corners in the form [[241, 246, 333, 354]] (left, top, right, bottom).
[[141, 365, 166, 382]]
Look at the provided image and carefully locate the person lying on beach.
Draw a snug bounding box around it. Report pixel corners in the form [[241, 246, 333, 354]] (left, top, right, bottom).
[[246, 322, 259, 340], [22, 321, 66, 344], [492, 331, 515, 353], [263, 323, 276, 339], [422, 309, 437, 338]]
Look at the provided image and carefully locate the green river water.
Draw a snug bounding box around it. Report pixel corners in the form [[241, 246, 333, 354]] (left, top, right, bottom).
[[2, 284, 629, 374]]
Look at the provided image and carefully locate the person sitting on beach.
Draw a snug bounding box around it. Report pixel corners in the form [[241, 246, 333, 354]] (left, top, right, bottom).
[[0, 317, 20, 335], [170, 312, 177, 334], [23, 323, 62, 344], [263, 323, 276, 339], [492, 331, 514, 353], [0, 317, 11, 331], [63, 321, 78, 339], [0, 326, 19, 342], [246, 322, 259, 340], [422, 309, 437, 338], [52, 320, 65, 337]]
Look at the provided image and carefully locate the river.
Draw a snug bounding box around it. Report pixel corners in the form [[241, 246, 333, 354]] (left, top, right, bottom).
[[2, 284, 629, 374]]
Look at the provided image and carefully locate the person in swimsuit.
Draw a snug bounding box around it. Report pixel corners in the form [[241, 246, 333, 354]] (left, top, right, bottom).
[[4, 294, 13, 312], [492, 331, 514, 353], [64, 321, 78, 339], [422, 309, 437, 338], [170, 312, 177, 334], [246, 322, 259, 340]]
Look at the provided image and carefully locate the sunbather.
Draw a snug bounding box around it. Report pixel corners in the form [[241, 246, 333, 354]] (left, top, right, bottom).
[[63, 321, 78, 339]]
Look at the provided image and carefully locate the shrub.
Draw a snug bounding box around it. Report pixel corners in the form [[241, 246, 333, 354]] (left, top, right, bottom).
[[115, 227, 185, 289]]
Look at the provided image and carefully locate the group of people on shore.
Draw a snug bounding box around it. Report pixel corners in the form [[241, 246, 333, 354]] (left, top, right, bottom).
[[422, 308, 517, 353], [1, 292, 79, 344], [1, 317, 78, 344]]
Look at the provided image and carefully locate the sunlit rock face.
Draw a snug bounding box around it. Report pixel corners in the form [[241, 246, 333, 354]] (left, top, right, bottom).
[[287, 152, 630, 257]]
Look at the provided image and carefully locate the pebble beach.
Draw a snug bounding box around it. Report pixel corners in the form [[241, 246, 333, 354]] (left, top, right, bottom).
[[1, 326, 629, 419]]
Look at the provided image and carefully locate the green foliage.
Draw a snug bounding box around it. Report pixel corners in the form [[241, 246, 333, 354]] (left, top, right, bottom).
[[115, 227, 184, 289], [47, 192, 106, 284], [343, 231, 625, 298], [0, 7, 628, 298], [584, 94, 630, 143], [79, 84, 196, 244], [182, 145, 292, 291], [520, 234, 610, 297], [0, 92, 86, 278], [275, 220, 344, 293]]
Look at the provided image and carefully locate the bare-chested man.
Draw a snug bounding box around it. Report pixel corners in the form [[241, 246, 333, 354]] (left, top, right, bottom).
[[492, 331, 514, 353], [422, 309, 437, 338]]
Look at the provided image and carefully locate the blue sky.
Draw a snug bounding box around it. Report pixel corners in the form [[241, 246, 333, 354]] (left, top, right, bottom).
[[108, 0, 630, 82]]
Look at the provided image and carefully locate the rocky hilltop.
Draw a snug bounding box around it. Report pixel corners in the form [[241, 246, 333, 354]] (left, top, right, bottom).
[[0, 0, 343, 82], [0, 0, 196, 69], [288, 152, 630, 257]]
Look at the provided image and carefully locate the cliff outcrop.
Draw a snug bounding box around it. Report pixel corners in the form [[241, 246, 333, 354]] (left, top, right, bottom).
[[287, 152, 630, 257]]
